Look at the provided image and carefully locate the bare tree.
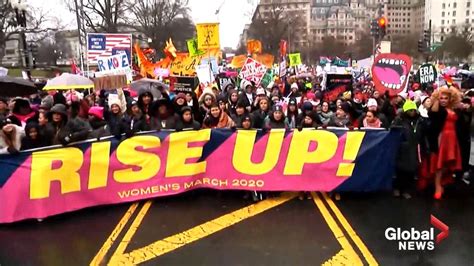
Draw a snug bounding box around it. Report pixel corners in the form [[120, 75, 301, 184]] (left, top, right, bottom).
[[126, 0, 194, 55], [247, 5, 304, 57], [0, 2, 61, 65], [67, 0, 127, 33]]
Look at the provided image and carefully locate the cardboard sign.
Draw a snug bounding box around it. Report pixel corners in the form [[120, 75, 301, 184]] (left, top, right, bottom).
[[170, 53, 203, 76], [196, 23, 220, 50], [239, 58, 267, 86], [169, 76, 199, 93], [196, 64, 213, 84], [416, 64, 437, 84], [289, 53, 302, 66], [217, 76, 235, 91], [323, 74, 353, 102]]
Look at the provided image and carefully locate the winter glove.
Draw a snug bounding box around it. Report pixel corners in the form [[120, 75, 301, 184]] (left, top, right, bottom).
[[61, 134, 72, 146], [7, 146, 19, 155]]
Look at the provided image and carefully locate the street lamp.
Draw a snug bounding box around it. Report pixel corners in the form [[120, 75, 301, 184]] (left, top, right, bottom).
[[9, 0, 31, 80]]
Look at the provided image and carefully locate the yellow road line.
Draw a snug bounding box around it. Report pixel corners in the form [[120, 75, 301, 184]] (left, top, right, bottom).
[[110, 200, 153, 262], [110, 193, 297, 265], [322, 192, 379, 266], [90, 202, 139, 266], [311, 192, 363, 266]]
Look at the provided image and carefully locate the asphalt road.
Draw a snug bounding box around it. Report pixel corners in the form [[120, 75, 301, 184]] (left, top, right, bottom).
[[0, 183, 472, 266]]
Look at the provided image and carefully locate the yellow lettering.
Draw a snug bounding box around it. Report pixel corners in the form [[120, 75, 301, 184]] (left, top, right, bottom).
[[165, 129, 210, 177], [284, 130, 338, 175], [88, 141, 111, 190], [113, 136, 161, 183], [233, 129, 284, 175], [30, 147, 83, 199]]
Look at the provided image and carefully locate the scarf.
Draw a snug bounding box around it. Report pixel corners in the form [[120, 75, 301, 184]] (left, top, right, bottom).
[[363, 117, 382, 128]]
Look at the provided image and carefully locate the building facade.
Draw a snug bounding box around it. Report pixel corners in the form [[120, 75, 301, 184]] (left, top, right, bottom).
[[425, 0, 474, 42]]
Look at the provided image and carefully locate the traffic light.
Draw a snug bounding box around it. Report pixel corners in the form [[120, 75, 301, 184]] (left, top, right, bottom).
[[423, 29, 431, 47], [378, 17, 387, 39], [417, 39, 426, 53], [370, 19, 379, 38]]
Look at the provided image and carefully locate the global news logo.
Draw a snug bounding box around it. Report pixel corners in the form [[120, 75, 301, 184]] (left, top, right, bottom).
[[385, 215, 449, 251]]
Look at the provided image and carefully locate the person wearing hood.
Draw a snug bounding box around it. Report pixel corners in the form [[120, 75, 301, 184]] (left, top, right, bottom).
[[137, 90, 154, 123], [88, 106, 111, 140], [0, 97, 9, 120], [328, 102, 352, 128], [173, 92, 187, 115], [48, 104, 68, 145], [251, 96, 271, 129], [53, 103, 90, 146], [0, 117, 25, 154], [21, 122, 48, 150], [123, 101, 150, 137], [298, 111, 318, 130], [226, 89, 239, 116], [8, 98, 36, 127], [264, 105, 288, 129], [106, 98, 127, 139], [238, 80, 255, 112], [318, 101, 333, 126], [238, 113, 253, 130], [298, 101, 321, 127], [202, 103, 235, 129], [286, 98, 300, 129], [358, 98, 389, 128], [391, 100, 421, 199], [216, 93, 228, 114], [150, 98, 178, 130], [231, 100, 248, 127], [199, 88, 217, 116], [176, 106, 201, 131], [185, 92, 203, 124]]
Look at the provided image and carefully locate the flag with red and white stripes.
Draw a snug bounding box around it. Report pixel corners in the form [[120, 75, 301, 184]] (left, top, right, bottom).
[[86, 33, 132, 64]]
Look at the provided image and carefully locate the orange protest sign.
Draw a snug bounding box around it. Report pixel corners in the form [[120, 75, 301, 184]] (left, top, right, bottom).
[[169, 53, 203, 77]]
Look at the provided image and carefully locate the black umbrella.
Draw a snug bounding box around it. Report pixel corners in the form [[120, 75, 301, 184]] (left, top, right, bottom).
[[0, 76, 37, 97]]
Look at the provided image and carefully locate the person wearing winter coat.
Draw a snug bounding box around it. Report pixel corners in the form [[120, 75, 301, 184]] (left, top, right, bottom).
[[391, 100, 421, 199], [226, 89, 239, 117], [106, 99, 127, 139], [202, 104, 235, 129], [318, 101, 333, 126], [251, 97, 270, 129], [48, 104, 69, 145], [88, 106, 111, 140], [123, 101, 150, 137], [199, 88, 217, 117], [185, 92, 203, 124], [217, 94, 228, 114], [137, 90, 154, 124], [358, 98, 389, 128], [176, 106, 201, 131], [21, 122, 48, 150], [298, 112, 319, 130], [8, 98, 36, 127], [264, 105, 288, 129], [328, 102, 351, 128], [37, 110, 54, 146], [231, 100, 248, 127], [0, 117, 25, 154], [0, 97, 9, 120], [150, 99, 178, 130], [286, 98, 300, 129], [172, 92, 188, 115], [238, 80, 255, 112]]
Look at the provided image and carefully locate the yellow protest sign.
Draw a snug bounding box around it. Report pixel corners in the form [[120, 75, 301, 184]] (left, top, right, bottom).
[[169, 53, 203, 77], [196, 23, 220, 50], [289, 53, 302, 66]]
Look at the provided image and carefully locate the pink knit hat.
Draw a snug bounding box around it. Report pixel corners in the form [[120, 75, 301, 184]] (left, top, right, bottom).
[[88, 106, 104, 120]]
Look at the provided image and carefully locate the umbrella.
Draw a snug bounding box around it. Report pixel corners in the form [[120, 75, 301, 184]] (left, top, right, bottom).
[[0, 76, 37, 97], [42, 73, 94, 90], [129, 78, 169, 99]]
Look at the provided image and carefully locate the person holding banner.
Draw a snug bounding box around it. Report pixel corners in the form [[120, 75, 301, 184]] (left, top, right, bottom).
[[202, 104, 235, 129], [428, 86, 463, 199], [286, 98, 300, 129], [251, 97, 271, 129], [264, 105, 288, 129], [123, 101, 150, 137], [150, 99, 178, 130], [176, 106, 201, 131], [226, 90, 240, 117]]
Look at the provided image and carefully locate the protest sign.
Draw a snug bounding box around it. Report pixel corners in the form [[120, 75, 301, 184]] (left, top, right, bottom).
[[169, 76, 199, 93], [415, 64, 437, 85], [200, 57, 219, 75], [260, 69, 274, 89], [196, 64, 213, 84], [323, 74, 353, 102], [187, 38, 202, 56], [289, 53, 302, 66], [86, 33, 132, 65], [279, 59, 287, 78], [169, 53, 203, 76], [217, 76, 235, 92], [95, 53, 132, 79], [239, 58, 267, 86], [196, 23, 220, 50], [0, 128, 400, 223]]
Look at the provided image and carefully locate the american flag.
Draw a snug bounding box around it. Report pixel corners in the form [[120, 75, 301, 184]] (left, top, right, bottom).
[[86, 33, 132, 64]]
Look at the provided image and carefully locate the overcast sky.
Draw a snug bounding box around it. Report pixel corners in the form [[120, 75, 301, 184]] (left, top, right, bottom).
[[27, 0, 256, 49]]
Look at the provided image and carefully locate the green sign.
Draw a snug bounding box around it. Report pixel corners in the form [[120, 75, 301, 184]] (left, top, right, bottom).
[[187, 38, 204, 56], [289, 53, 302, 66], [260, 69, 274, 89]]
